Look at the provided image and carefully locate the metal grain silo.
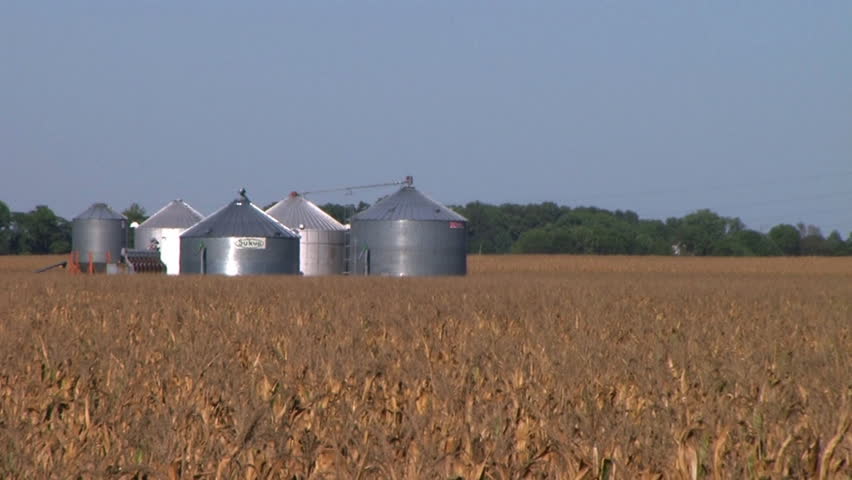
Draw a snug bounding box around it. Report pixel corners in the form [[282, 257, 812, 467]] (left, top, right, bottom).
[[71, 203, 128, 273], [349, 184, 468, 276], [179, 191, 300, 276], [266, 192, 346, 275], [134, 199, 203, 275]]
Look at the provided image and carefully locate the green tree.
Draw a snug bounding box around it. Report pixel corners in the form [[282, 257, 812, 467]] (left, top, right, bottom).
[[122, 203, 148, 225], [550, 227, 580, 253], [715, 230, 781, 256], [319, 203, 347, 224], [768, 224, 801, 256], [52, 219, 72, 253], [725, 217, 746, 234], [512, 227, 557, 253], [512, 206, 666, 255], [0, 201, 11, 254], [572, 225, 598, 253], [635, 219, 672, 255], [121, 204, 147, 249], [588, 222, 634, 254], [615, 209, 640, 224], [676, 209, 728, 255], [497, 202, 564, 243], [10, 206, 70, 254], [455, 202, 513, 253], [825, 230, 847, 256], [800, 233, 828, 256]]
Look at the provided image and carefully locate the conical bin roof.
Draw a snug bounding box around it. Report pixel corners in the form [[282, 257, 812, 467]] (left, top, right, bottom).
[[267, 193, 346, 231], [73, 203, 126, 221], [138, 199, 203, 229], [181, 196, 298, 238], [353, 186, 467, 222]]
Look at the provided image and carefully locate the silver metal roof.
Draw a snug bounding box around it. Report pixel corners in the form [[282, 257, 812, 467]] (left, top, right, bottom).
[[266, 193, 346, 231], [73, 203, 126, 221], [138, 199, 203, 229], [181, 197, 298, 238], [353, 186, 467, 222]]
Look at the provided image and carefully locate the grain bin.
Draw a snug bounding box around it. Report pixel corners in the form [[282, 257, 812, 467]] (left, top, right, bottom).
[[349, 184, 467, 276], [179, 190, 299, 275], [134, 199, 203, 275], [267, 192, 346, 275], [71, 203, 128, 273]]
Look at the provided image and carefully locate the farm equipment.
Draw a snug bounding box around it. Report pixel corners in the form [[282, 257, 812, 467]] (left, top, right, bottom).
[[65, 249, 166, 274], [34, 261, 68, 273], [122, 249, 167, 274]]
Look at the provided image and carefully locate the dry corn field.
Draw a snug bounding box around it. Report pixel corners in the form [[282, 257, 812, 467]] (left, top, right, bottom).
[[1, 255, 850, 479]]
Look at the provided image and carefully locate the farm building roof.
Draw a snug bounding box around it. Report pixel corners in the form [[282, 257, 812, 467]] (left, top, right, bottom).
[[73, 203, 126, 221], [138, 200, 203, 229], [266, 193, 346, 231], [181, 197, 298, 239], [353, 186, 467, 222]]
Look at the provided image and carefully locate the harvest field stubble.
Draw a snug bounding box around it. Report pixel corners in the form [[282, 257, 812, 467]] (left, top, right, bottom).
[[0, 255, 850, 479]]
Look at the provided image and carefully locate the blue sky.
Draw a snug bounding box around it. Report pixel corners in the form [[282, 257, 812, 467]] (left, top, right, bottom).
[[2, 2, 850, 234]]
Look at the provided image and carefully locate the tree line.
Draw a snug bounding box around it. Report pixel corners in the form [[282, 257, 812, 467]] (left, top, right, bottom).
[[447, 202, 851, 256], [1, 199, 849, 256], [320, 201, 850, 256]]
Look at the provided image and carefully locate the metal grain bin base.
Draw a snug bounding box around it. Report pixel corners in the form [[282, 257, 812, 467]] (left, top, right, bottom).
[[350, 220, 467, 276], [299, 229, 346, 276], [180, 236, 300, 276]]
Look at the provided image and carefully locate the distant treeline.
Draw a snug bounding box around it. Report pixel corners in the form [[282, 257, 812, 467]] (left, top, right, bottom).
[[0, 203, 71, 255], [1, 199, 850, 256], [323, 201, 849, 256]]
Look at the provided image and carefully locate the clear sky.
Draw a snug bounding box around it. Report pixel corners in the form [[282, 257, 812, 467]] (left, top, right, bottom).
[[2, 2, 850, 235]]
